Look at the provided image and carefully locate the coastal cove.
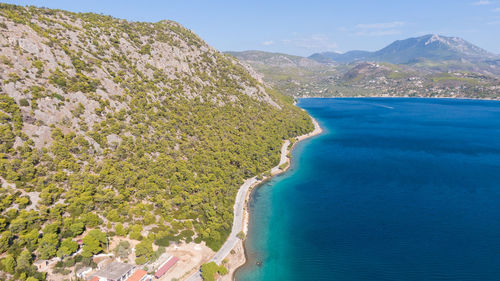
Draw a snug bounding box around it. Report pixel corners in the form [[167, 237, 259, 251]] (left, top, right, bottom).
[[236, 98, 500, 281]]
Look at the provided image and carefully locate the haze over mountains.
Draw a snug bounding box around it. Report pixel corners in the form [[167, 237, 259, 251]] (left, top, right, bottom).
[[229, 34, 500, 99], [310, 34, 499, 64]]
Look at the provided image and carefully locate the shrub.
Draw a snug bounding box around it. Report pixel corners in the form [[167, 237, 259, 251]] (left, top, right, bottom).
[[19, 98, 29, 107], [201, 262, 228, 281]]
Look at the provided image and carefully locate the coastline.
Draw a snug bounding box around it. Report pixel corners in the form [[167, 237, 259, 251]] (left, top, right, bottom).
[[297, 95, 500, 101], [224, 114, 323, 281]]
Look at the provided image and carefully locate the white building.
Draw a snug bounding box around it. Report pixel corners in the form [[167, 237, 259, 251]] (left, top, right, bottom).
[[91, 262, 135, 281]]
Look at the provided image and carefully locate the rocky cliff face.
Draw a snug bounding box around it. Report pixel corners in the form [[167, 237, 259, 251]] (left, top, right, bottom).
[[0, 6, 286, 149]]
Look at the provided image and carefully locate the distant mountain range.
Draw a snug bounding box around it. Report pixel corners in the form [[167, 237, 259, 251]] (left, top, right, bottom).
[[228, 34, 500, 99], [309, 34, 499, 64]]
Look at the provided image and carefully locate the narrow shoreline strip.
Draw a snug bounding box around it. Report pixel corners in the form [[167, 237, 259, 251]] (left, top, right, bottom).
[[229, 115, 322, 280], [184, 114, 322, 281]]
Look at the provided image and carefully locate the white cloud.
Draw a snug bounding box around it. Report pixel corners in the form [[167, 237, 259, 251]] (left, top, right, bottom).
[[347, 21, 406, 37], [355, 21, 405, 29], [262, 41, 274, 46], [281, 34, 338, 50], [473, 0, 493, 5], [355, 29, 402, 36]]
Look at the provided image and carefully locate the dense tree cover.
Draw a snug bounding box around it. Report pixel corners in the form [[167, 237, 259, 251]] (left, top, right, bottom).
[[201, 262, 228, 281], [134, 240, 153, 265], [81, 229, 106, 258], [0, 4, 314, 279], [57, 238, 78, 258]]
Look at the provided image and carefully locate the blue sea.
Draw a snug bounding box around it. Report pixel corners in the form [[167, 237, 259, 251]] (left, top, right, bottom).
[[236, 98, 500, 281]]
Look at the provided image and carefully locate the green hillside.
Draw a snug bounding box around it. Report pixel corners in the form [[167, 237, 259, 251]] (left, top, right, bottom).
[[0, 4, 313, 279]]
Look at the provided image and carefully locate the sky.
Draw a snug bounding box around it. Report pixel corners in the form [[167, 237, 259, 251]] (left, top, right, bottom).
[[3, 0, 500, 56]]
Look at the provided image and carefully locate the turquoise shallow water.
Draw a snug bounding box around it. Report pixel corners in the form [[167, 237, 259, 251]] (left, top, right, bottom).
[[236, 98, 500, 281]]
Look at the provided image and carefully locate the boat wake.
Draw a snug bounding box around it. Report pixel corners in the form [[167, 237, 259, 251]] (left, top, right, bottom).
[[372, 103, 394, 109]]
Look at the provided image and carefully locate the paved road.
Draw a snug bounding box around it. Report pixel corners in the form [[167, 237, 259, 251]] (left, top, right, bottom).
[[184, 140, 290, 281], [185, 270, 202, 281], [212, 140, 290, 264]]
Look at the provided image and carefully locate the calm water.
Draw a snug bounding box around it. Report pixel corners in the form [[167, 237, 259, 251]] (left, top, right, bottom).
[[236, 98, 500, 281]]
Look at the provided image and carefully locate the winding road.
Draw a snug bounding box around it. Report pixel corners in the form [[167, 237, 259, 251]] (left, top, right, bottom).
[[185, 140, 290, 281]]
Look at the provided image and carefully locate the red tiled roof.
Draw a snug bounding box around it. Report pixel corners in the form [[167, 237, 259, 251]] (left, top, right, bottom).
[[127, 269, 147, 281], [154, 257, 179, 278], [90, 276, 100, 281]]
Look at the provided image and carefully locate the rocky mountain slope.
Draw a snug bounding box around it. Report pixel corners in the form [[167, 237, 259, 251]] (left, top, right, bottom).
[[0, 4, 313, 280], [227, 50, 335, 97], [226, 50, 323, 69]]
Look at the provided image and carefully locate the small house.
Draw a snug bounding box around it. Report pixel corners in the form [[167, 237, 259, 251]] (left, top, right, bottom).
[[92, 262, 135, 281], [33, 260, 48, 271], [126, 269, 150, 281], [76, 267, 92, 279], [154, 256, 179, 279]]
